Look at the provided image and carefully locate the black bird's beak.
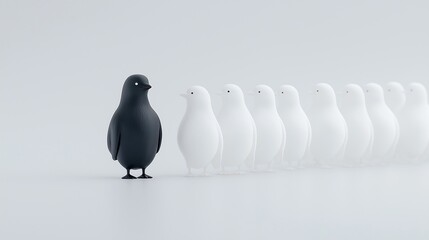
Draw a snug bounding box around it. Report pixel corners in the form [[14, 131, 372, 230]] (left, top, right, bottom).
[[144, 85, 152, 90]]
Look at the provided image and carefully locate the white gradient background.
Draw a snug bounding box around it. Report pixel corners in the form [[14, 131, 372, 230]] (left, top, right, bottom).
[[1, 0, 429, 239]]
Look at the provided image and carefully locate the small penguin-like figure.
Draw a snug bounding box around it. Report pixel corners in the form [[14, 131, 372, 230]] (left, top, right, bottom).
[[217, 84, 256, 172], [250, 85, 286, 170], [107, 74, 162, 179], [277, 85, 311, 168], [396, 83, 429, 162], [364, 83, 399, 162], [384, 82, 406, 115], [339, 84, 373, 166], [178, 86, 223, 175], [309, 83, 347, 166]]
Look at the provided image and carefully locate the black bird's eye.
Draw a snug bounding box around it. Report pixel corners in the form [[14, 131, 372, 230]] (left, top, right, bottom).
[[135, 82, 139, 86], [191, 92, 194, 94]]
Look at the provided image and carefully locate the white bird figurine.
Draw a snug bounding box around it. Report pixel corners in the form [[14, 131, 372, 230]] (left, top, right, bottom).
[[178, 86, 223, 175]]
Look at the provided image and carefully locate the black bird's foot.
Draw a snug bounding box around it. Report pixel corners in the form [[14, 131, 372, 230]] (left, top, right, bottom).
[[138, 174, 152, 179], [122, 174, 137, 179]]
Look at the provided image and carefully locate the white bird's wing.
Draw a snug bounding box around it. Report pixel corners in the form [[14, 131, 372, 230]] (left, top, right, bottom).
[[211, 120, 224, 170], [362, 121, 374, 164], [303, 118, 313, 165], [335, 118, 348, 162], [274, 118, 287, 166], [245, 119, 257, 169], [386, 116, 400, 161]]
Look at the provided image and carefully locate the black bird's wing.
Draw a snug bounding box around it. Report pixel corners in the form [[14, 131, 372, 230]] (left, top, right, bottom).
[[156, 120, 162, 153], [107, 113, 121, 160]]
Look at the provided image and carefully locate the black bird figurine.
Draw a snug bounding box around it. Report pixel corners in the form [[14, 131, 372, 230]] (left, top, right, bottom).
[[107, 74, 162, 179]]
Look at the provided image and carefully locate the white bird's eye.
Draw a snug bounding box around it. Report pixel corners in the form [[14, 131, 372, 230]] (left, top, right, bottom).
[[410, 89, 413, 92], [388, 89, 391, 92], [282, 92, 284, 94], [316, 90, 319, 93], [135, 82, 138, 86], [191, 92, 194, 94], [227, 90, 230, 93], [346, 91, 349, 93], [258, 91, 261, 93]]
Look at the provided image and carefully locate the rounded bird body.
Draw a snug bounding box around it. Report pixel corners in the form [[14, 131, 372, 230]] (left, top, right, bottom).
[[217, 84, 256, 171], [278, 85, 311, 167], [251, 85, 285, 169], [340, 84, 373, 165], [107, 74, 162, 179], [364, 83, 399, 162], [309, 83, 347, 166], [397, 83, 429, 162], [113, 107, 160, 169], [178, 86, 223, 174]]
